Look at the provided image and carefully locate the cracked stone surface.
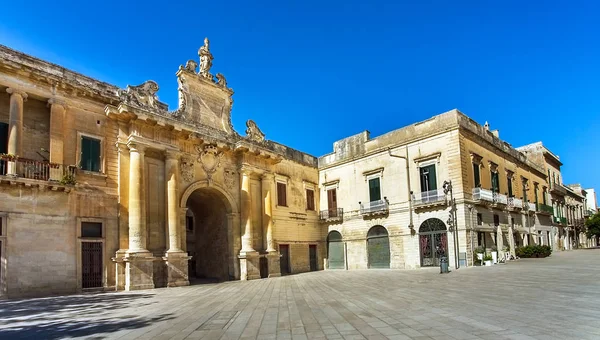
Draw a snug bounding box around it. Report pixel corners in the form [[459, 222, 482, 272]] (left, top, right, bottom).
[[0, 249, 598, 340]]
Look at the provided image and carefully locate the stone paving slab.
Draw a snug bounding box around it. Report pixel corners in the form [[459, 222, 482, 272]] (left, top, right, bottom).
[[0, 249, 599, 339]]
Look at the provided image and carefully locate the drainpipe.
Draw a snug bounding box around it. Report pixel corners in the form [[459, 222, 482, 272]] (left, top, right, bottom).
[[388, 147, 413, 230]]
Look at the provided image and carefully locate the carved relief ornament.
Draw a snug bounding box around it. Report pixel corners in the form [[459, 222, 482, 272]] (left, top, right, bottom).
[[180, 156, 195, 182], [245, 119, 265, 143], [196, 144, 223, 181], [224, 169, 236, 190], [117, 80, 160, 109]]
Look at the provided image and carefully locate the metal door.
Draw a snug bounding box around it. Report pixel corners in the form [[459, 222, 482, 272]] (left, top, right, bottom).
[[327, 231, 345, 269], [81, 242, 102, 288], [279, 244, 290, 275], [367, 226, 390, 268], [309, 245, 318, 271], [419, 218, 448, 267]]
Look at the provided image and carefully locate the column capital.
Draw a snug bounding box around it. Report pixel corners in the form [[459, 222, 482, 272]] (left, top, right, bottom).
[[127, 142, 147, 154], [238, 163, 255, 176], [6, 88, 28, 101], [47, 98, 68, 110], [261, 172, 275, 181], [165, 149, 181, 161]]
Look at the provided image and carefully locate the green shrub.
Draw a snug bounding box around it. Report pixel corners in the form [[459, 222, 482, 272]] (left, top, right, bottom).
[[515, 245, 552, 258], [483, 254, 493, 261], [475, 246, 485, 254], [60, 174, 77, 186]]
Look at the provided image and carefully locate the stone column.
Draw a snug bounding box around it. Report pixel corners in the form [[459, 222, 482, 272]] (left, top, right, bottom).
[[124, 142, 154, 291], [239, 166, 260, 280], [262, 173, 281, 278], [164, 150, 189, 287], [48, 98, 66, 181], [5, 88, 27, 175]]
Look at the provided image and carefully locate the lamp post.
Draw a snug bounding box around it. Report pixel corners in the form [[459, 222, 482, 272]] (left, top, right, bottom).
[[443, 180, 459, 269]]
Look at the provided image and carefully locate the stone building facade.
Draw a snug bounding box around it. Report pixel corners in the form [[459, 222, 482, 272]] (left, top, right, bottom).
[[319, 110, 557, 271], [0, 40, 324, 298]]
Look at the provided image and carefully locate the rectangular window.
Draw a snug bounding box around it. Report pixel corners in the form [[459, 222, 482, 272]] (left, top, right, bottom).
[[419, 164, 437, 192], [306, 189, 315, 211], [0, 122, 8, 154], [534, 185, 539, 205], [81, 136, 101, 172], [522, 180, 528, 202], [473, 163, 481, 187], [477, 232, 486, 248], [81, 222, 102, 238], [186, 216, 194, 231], [277, 182, 287, 206], [368, 177, 381, 202], [507, 177, 513, 197], [511, 217, 515, 226], [476, 213, 482, 226], [491, 171, 500, 193], [493, 214, 499, 226], [543, 188, 547, 205]]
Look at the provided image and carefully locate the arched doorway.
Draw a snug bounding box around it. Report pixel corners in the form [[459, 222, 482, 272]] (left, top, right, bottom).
[[367, 226, 390, 269], [419, 218, 447, 267], [185, 187, 232, 282], [327, 231, 345, 269]]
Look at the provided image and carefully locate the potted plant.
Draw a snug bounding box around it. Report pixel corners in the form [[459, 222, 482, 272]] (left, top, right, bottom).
[[483, 254, 493, 266], [490, 245, 498, 264], [475, 246, 485, 263]]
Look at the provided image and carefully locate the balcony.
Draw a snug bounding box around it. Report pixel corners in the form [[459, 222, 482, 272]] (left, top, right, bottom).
[[472, 188, 494, 202], [553, 216, 567, 225], [508, 197, 523, 209], [319, 208, 343, 222], [525, 202, 536, 212], [550, 182, 567, 196], [537, 203, 554, 215], [584, 209, 595, 217], [412, 189, 446, 208], [360, 199, 389, 216], [493, 192, 508, 205], [0, 156, 76, 190]]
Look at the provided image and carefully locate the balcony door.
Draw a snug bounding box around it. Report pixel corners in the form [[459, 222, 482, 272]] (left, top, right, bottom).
[[327, 188, 338, 217], [0, 122, 7, 154]]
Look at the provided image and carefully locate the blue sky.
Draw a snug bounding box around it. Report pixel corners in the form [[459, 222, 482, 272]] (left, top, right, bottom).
[[1, 1, 599, 191]]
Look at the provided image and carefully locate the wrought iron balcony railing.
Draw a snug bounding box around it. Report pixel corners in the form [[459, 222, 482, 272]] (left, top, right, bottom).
[[0, 156, 76, 183], [319, 208, 343, 221], [360, 199, 389, 215], [554, 216, 567, 225], [493, 192, 508, 205], [537, 203, 554, 215], [412, 189, 446, 206]]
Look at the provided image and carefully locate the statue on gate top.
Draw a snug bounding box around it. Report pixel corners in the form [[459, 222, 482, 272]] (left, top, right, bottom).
[[198, 37, 213, 79]]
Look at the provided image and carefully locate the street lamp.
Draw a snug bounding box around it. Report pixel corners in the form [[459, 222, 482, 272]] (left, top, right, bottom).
[[443, 180, 460, 269]]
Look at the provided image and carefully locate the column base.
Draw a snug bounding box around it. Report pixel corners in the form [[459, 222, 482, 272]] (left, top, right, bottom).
[[124, 252, 155, 291], [239, 251, 261, 281], [267, 252, 281, 278], [163, 251, 191, 287]]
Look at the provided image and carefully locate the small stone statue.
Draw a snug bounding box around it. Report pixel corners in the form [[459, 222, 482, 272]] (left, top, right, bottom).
[[198, 37, 213, 79], [245, 120, 265, 143]]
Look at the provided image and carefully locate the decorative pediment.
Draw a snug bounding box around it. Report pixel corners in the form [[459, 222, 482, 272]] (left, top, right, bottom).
[[117, 80, 168, 112], [470, 152, 483, 164]]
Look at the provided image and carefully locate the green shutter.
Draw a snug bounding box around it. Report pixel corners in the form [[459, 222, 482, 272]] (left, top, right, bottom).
[[81, 137, 101, 172], [81, 137, 90, 170], [428, 165, 437, 190], [473, 163, 480, 187], [90, 138, 100, 172], [369, 178, 381, 202]]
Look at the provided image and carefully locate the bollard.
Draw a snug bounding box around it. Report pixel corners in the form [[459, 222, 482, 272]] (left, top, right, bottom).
[[440, 256, 449, 274]]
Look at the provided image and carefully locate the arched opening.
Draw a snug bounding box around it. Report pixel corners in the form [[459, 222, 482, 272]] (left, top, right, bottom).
[[367, 226, 390, 269], [327, 231, 344, 269], [185, 187, 231, 282], [419, 218, 447, 267]]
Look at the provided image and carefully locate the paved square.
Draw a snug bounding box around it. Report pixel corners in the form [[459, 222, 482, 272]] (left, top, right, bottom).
[[1, 250, 599, 340]]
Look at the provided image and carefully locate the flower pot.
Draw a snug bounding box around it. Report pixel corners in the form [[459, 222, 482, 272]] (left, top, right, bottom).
[[484, 260, 492, 266], [476, 253, 483, 261], [491, 252, 498, 264]]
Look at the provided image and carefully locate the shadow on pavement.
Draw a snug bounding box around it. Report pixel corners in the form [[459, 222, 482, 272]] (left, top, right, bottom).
[[0, 293, 173, 339]]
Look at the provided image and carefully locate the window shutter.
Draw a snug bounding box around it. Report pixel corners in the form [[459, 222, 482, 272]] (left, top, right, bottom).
[[369, 178, 381, 202], [306, 189, 314, 210], [90, 139, 100, 172], [277, 182, 287, 206], [81, 136, 90, 170], [428, 165, 437, 191], [0, 123, 8, 154], [327, 189, 337, 211]]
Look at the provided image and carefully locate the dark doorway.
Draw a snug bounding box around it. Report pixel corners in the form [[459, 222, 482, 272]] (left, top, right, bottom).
[[259, 256, 268, 278], [81, 242, 102, 288], [186, 188, 231, 282], [280, 244, 290, 275], [309, 245, 318, 271], [327, 231, 344, 269], [367, 226, 390, 268], [419, 218, 448, 267]]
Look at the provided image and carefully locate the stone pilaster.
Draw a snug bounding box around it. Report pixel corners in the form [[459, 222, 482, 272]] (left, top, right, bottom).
[[262, 173, 281, 278], [125, 142, 154, 291], [239, 166, 260, 280], [48, 98, 66, 181], [6, 88, 27, 175], [164, 150, 189, 287]]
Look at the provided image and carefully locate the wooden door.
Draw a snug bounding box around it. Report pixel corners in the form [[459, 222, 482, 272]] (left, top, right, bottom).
[[279, 244, 290, 275], [309, 245, 318, 271]]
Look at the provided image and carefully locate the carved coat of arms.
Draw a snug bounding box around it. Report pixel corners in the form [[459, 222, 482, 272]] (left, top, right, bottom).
[[196, 144, 223, 181], [224, 169, 236, 190]]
